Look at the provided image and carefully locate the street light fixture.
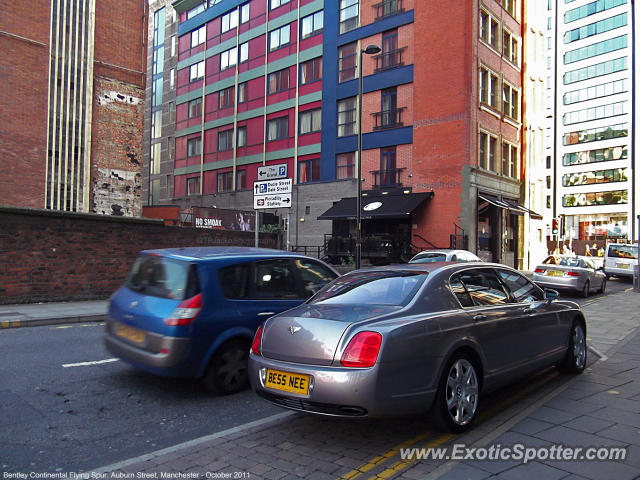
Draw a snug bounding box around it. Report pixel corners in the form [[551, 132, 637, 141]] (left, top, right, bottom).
[[356, 44, 381, 270]]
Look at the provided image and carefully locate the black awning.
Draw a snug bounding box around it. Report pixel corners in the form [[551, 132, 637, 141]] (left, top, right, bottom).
[[478, 193, 543, 220], [318, 191, 433, 220]]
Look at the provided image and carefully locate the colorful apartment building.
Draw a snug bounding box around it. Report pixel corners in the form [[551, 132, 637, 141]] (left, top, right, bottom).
[[146, 0, 535, 267], [0, 0, 147, 216]]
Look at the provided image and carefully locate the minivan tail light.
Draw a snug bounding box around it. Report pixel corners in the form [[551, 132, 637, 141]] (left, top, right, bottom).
[[251, 325, 263, 355], [165, 293, 202, 326], [341, 331, 382, 368]]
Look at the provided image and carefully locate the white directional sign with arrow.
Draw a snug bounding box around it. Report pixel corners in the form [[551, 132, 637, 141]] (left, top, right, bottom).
[[253, 178, 292, 209], [257, 163, 287, 180]]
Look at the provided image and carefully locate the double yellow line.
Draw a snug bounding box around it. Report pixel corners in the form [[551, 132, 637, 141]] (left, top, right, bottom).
[[338, 369, 559, 480]]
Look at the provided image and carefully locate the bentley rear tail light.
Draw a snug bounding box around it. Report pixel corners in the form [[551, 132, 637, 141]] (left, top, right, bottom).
[[251, 325, 263, 355], [164, 293, 202, 326], [534, 268, 544, 273], [341, 331, 382, 368], [566, 272, 580, 277]]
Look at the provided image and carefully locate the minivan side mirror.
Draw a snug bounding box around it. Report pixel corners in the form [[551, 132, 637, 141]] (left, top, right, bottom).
[[544, 288, 559, 302]]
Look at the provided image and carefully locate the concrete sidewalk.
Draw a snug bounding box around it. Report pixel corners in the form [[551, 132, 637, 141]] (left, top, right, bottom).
[[0, 299, 108, 328]]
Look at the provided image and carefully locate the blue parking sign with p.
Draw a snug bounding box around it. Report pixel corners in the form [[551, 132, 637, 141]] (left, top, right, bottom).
[[260, 184, 267, 193], [278, 166, 286, 176]]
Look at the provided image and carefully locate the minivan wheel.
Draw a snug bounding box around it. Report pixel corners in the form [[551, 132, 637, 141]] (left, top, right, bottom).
[[557, 321, 586, 374], [432, 353, 479, 433], [203, 340, 250, 394]]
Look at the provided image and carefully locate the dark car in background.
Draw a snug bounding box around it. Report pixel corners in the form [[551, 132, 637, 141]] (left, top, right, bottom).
[[249, 263, 586, 432], [533, 255, 606, 297], [104, 247, 339, 394]]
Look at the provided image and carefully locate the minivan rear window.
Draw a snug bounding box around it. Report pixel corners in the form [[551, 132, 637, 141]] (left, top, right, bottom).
[[608, 245, 638, 260], [126, 255, 200, 300]]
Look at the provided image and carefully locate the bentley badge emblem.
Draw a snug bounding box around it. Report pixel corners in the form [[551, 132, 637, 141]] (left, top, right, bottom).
[[288, 325, 301, 335]]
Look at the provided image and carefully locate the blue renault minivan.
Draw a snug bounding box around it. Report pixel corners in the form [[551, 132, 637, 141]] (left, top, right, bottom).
[[104, 247, 339, 394]]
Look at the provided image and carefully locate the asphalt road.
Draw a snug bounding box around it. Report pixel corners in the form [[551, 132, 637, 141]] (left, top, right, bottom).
[[0, 323, 281, 473], [0, 276, 631, 474]]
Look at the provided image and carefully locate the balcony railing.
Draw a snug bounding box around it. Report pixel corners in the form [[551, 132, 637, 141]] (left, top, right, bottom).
[[370, 167, 406, 188], [372, 107, 406, 130], [374, 47, 406, 73], [373, 0, 404, 21]]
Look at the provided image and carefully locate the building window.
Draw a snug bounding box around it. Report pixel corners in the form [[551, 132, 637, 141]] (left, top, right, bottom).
[[479, 131, 498, 172], [337, 97, 357, 137], [191, 26, 206, 48], [170, 35, 176, 57], [269, 25, 290, 51], [268, 68, 290, 94], [564, 35, 627, 65], [339, 0, 359, 34], [503, 83, 519, 121], [563, 79, 626, 105], [267, 116, 289, 141], [563, 56, 626, 85], [151, 110, 162, 138], [562, 145, 627, 166], [503, 30, 519, 65], [219, 86, 234, 109], [237, 126, 247, 147], [168, 137, 174, 160], [240, 42, 248, 62], [170, 68, 175, 89], [220, 47, 237, 70], [336, 152, 355, 179], [221, 8, 239, 33], [563, 123, 628, 146], [565, 0, 626, 24], [564, 13, 627, 44], [187, 137, 201, 157], [338, 43, 357, 82], [299, 108, 322, 134], [299, 158, 321, 183], [240, 2, 250, 23], [150, 142, 161, 174], [501, 0, 516, 18], [379, 88, 398, 128], [479, 66, 499, 109], [480, 9, 499, 50], [563, 190, 627, 208], [218, 129, 233, 151], [379, 29, 401, 70], [186, 4, 205, 19], [217, 171, 233, 192], [190, 61, 204, 82], [270, 0, 290, 10], [546, 176, 551, 189], [502, 142, 519, 179], [301, 57, 322, 84], [237, 82, 248, 103], [380, 147, 397, 185], [562, 167, 628, 187], [301, 11, 323, 39], [546, 195, 551, 209], [375, 0, 403, 19], [187, 177, 200, 196], [188, 98, 202, 118], [236, 169, 246, 190], [563, 101, 625, 125]]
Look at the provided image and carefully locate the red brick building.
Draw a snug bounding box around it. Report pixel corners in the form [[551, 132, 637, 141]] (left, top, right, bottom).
[[0, 0, 147, 216]]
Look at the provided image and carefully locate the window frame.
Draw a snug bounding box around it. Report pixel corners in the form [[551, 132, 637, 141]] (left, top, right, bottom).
[[301, 11, 323, 39], [269, 24, 291, 52], [299, 108, 322, 135], [217, 129, 234, 152], [267, 116, 289, 141]]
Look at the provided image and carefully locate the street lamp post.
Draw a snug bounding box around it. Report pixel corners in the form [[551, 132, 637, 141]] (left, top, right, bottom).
[[356, 44, 381, 270]]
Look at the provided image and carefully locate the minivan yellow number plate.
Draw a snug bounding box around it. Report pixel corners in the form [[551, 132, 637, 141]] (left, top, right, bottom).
[[616, 263, 629, 269], [265, 369, 310, 395], [115, 324, 146, 344]]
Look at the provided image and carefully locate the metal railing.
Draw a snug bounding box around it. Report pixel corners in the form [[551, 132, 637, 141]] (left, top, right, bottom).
[[373, 0, 404, 20], [370, 167, 406, 188], [372, 107, 406, 130], [374, 47, 406, 72]]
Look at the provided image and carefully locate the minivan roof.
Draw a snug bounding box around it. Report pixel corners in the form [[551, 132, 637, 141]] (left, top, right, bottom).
[[141, 246, 309, 262]]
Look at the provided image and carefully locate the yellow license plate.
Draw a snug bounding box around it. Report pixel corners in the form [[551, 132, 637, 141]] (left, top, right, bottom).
[[265, 369, 310, 395], [546, 270, 563, 276], [616, 263, 629, 269], [115, 324, 146, 344]]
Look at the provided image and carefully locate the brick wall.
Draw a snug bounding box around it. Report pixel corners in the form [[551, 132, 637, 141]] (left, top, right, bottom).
[[0, 207, 277, 304]]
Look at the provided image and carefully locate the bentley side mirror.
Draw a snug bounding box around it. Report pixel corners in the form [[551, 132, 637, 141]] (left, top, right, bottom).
[[544, 288, 559, 302]]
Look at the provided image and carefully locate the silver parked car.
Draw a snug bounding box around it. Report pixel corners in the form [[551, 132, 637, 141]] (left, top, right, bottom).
[[533, 255, 607, 298], [249, 263, 586, 432], [409, 249, 481, 263]]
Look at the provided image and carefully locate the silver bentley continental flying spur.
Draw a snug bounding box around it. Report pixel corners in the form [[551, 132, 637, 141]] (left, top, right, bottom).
[[249, 262, 587, 432]]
